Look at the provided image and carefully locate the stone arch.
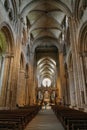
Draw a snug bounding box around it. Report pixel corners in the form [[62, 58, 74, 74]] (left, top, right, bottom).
[[74, 0, 87, 21], [78, 22, 87, 95], [20, 0, 72, 17], [31, 36, 60, 53], [0, 23, 15, 107], [37, 56, 57, 83], [37, 56, 56, 66], [78, 22, 87, 53], [0, 22, 14, 53]]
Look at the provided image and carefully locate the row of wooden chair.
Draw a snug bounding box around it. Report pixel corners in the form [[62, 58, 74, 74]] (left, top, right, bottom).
[[0, 105, 41, 130], [52, 105, 87, 130]]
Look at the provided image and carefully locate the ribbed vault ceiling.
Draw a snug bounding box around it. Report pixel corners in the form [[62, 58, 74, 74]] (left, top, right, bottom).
[[37, 57, 56, 87], [20, 0, 73, 87], [27, 2, 67, 40]]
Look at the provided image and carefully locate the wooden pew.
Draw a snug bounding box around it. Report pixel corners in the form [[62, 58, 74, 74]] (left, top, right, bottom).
[[0, 105, 41, 130], [52, 105, 87, 130], [66, 119, 87, 130], [72, 124, 87, 130], [0, 122, 19, 130]]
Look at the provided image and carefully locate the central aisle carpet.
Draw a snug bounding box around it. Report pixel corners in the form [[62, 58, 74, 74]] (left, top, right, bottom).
[[24, 108, 64, 130]]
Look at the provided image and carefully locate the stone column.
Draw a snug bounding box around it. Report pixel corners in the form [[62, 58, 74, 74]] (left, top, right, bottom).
[[35, 78, 38, 104], [56, 74, 62, 104], [29, 52, 35, 105], [69, 18, 81, 108], [0, 56, 5, 107], [33, 75, 37, 104], [17, 69, 26, 106], [1, 57, 10, 107], [79, 55, 87, 105], [0, 57, 5, 106], [25, 74, 29, 105], [74, 52, 86, 108], [11, 42, 21, 108], [68, 68, 76, 107], [0, 53, 14, 108], [5, 54, 14, 108], [58, 51, 66, 105]]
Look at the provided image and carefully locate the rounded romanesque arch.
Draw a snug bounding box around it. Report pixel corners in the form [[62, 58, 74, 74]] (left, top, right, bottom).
[[0, 22, 14, 53], [0, 23, 15, 107]]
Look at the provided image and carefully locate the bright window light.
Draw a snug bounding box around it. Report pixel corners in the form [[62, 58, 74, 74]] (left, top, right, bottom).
[[42, 78, 51, 87]]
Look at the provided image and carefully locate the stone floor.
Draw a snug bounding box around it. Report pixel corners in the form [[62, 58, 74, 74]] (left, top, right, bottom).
[[24, 108, 64, 130]]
